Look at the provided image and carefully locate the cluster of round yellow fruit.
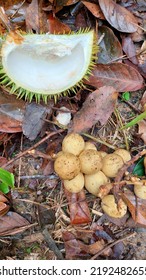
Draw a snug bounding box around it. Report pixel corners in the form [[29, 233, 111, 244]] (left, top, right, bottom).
[[54, 133, 146, 218]]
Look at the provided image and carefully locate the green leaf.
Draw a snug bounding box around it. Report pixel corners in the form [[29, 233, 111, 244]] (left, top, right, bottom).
[[122, 91, 130, 101], [0, 168, 15, 188], [0, 182, 10, 194], [132, 157, 145, 176], [121, 110, 146, 129]]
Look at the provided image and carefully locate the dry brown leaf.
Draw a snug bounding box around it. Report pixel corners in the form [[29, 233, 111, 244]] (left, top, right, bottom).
[[122, 36, 138, 65], [70, 86, 118, 133], [98, 0, 138, 33], [82, 1, 105, 19], [0, 211, 30, 235], [122, 189, 146, 226], [138, 120, 146, 144], [86, 63, 144, 92], [47, 13, 71, 34]]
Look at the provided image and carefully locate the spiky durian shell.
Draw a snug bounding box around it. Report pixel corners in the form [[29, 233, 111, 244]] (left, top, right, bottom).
[[0, 29, 98, 103]]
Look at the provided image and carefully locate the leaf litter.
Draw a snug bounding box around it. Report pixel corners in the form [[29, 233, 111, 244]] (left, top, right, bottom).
[[0, 0, 145, 260]]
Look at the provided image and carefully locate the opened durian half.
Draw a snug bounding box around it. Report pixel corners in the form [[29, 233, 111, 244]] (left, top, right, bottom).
[[0, 29, 97, 103]]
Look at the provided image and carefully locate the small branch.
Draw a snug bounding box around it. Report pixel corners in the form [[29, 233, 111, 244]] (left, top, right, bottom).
[[1, 129, 64, 168]]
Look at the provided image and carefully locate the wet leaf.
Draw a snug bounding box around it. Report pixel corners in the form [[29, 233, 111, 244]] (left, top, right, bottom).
[[0, 211, 30, 236], [70, 86, 118, 133], [133, 157, 145, 176], [86, 63, 144, 92], [64, 188, 91, 224], [122, 189, 146, 226], [82, 1, 104, 19], [98, 0, 138, 33], [98, 26, 123, 64], [47, 13, 71, 34]]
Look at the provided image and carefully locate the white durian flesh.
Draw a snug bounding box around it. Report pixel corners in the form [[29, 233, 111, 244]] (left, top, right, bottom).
[[0, 30, 96, 103]]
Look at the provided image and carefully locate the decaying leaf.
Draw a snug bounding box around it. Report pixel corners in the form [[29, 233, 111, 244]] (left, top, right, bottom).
[[98, 26, 123, 64], [0, 211, 30, 236], [82, 1, 105, 19], [0, 92, 25, 133], [86, 63, 144, 92], [98, 0, 138, 33], [122, 189, 146, 226], [70, 86, 118, 133], [47, 13, 71, 34], [64, 188, 91, 224]]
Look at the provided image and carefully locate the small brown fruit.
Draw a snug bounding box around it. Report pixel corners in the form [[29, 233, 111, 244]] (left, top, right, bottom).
[[64, 172, 84, 193], [62, 133, 85, 156], [85, 171, 108, 196], [114, 148, 131, 163], [102, 154, 124, 177], [54, 152, 80, 180], [84, 141, 97, 151], [79, 149, 102, 175], [101, 195, 127, 218], [134, 181, 146, 199]]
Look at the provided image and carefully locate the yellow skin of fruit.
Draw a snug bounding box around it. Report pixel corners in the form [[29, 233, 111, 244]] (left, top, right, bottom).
[[84, 141, 97, 151], [101, 194, 127, 218], [102, 154, 124, 178], [79, 149, 102, 175], [62, 133, 85, 156], [98, 151, 108, 159], [63, 172, 84, 193], [54, 152, 80, 180], [134, 183, 146, 199], [85, 171, 108, 196], [114, 148, 131, 163]]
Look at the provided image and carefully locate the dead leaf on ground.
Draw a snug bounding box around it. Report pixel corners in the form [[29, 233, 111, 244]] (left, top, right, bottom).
[[98, 0, 138, 33], [82, 1, 105, 20], [86, 63, 144, 92], [64, 188, 91, 224], [98, 26, 123, 64], [22, 102, 51, 141], [122, 189, 146, 226], [0, 211, 30, 236], [25, 0, 48, 33], [70, 86, 118, 133], [47, 13, 71, 34], [138, 120, 146, 144], [0, 92, 25, 133], [122, 36, 138, 65]]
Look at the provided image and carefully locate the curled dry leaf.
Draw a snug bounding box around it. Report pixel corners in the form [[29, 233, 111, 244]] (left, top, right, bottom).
[[98, 0, 138, 33], [122, 189, 146, 226], [86, 63, 144, 92], [0, 201, 9, 216], [70, 86, 118, 133]]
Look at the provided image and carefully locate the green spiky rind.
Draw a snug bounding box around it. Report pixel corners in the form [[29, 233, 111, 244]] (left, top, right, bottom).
[[0, 29, 98, 103]]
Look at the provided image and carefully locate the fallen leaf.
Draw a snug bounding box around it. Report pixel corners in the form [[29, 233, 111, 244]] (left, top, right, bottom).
[[0, 92, 25, 133], [47, 13, 71, 34], [82, 1, 105, 19], [98, 26, 123, 64], [25, 0, 48, 33], [0, 211, 30, 235], [0, 201, 9, 216], [64, 188, 91, 224], [86, 63, 144, 92], [22, 102, 50, 141], [122, 189, 146, 226], [138, 120, 146, 144], [98, 0, 138, 33], [70, 86, 118, 133], [122, 36, 138, 65]]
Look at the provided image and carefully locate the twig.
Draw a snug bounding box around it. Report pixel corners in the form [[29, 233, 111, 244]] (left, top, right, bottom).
[[82, 133, 117, 150], [20, 174, 58, 180], [1, 129, 64, 168], [90, 231, 135, 260], [42, 226, 64, 260]]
